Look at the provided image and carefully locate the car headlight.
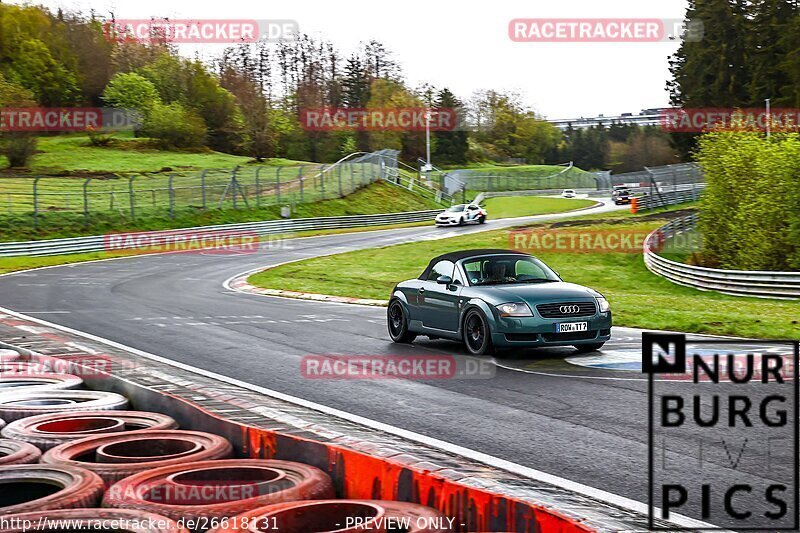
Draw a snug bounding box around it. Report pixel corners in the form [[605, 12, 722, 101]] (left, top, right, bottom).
[[495, 302, 533, 317], [596, 296, 610, 313]]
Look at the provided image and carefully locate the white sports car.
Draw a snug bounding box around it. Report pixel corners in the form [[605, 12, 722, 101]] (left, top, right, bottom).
[[435, 203, 487, 226]]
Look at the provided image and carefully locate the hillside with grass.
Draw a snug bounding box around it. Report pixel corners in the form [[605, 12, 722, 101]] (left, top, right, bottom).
[[0, 180, 441, 241], [0, 133, 305, 175]]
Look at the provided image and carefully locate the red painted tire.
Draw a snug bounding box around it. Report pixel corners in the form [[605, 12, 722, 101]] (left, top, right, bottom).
[[207, 500, 449, 533], [0, 464, 104, 515], [0, 438, 41, 465], [0, 508, 190, 532], [0, 390, 129, 422], [0, 372, 84, 393], [1, 410, 178, 451], [103, 459, 335, 526], [0, 349, 22, 363], [42, 430, 233, 485]]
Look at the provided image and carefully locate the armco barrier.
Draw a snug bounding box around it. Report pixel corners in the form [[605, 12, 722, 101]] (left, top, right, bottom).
[[644, 214, 800, 299], [0, 312, 712, 532], [0, 209, 440, 257]]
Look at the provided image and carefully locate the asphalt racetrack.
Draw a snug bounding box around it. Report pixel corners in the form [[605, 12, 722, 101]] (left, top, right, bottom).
[[0, 200, 789, 527]]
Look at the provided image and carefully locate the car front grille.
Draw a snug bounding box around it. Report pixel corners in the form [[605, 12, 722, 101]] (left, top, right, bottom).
[[504, 333, 538, 342], [541, 331, 598, 342], [536, 301, 597, 318]]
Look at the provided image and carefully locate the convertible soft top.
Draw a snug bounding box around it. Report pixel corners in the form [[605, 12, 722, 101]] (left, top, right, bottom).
[[419, 249, 529, 280]]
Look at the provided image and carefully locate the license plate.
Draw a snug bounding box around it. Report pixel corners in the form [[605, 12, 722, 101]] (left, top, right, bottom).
[[557, 322, 588, 333]]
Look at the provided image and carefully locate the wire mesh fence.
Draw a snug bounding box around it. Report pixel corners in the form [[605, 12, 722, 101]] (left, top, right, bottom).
[[0, 154, 398, 231], [442, 164, 603, 194], [610, 163, 705, 209]]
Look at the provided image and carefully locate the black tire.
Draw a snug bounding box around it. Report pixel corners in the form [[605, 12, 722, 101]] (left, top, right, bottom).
[[478, 215, 486, 224], [573, 342, 605, 353], [387, 300, 416, 343], [462, 309, 493, 356], [457, 216, 465, 226]]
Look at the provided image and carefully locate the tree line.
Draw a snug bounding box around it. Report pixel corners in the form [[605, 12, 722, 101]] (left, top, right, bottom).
[[668, 0, 800, 154], [0, 3, 684, 171]]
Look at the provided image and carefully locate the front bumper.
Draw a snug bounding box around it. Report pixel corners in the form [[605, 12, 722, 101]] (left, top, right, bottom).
[[435, 218, 460, 225], [490, 312, 612, 347]]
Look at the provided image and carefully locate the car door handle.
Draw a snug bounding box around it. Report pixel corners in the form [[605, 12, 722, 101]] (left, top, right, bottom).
[[418, 287, 425, 293]]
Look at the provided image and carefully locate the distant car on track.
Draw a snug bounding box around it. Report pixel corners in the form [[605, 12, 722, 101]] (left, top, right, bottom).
[[387, 249, 612, 355], [561, 189, 577, 198], [611, 188, 632, 205], [434, 203, 487, 226]]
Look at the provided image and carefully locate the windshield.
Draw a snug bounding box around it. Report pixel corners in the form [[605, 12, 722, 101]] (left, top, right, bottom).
[[461, 255, 560, 286], [446, 205, 466, 212]]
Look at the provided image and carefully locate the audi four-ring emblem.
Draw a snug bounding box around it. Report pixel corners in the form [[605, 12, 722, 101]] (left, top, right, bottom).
[[560, 305, 581, 314]]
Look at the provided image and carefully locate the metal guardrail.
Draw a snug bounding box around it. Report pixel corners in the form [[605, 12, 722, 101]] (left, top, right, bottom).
[[0, 209, 441, 257], [644, 214, 800, 299]]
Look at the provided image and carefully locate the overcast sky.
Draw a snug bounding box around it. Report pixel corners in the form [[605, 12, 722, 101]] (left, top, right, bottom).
[[32, 0, 690, 119]]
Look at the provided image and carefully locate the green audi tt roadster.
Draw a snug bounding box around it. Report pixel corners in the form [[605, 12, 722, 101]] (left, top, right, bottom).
[[387, 249, 612, 355]]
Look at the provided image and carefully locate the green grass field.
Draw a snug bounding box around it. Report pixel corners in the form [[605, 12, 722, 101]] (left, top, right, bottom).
[[0, 132, 425, 240], [0, 252, 113, 275], [249, 211, 800, 339], [1, 133, 305, 173], [482, 196, 596, 218]]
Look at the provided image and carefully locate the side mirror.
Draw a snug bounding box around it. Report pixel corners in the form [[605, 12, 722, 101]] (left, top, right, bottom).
[[436, 275, 452, 285]]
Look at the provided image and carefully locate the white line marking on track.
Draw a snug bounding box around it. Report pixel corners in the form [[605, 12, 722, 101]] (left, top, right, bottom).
[[0, 304, 718, 530]]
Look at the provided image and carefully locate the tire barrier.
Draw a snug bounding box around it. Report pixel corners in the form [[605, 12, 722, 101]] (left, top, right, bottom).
[[42, 430, 233, 484], [0, 349, 21, 362], [0, 362, 48, 374], [207, 500, 449, 533], [0, 438, 41, 465], [2, 410, 178, 451], [0, 390, 129, 422], [0, 372, 83, 393], [103, 459, 335, 528], [0, 508, 190, 532], [0, 464, 104, 515]]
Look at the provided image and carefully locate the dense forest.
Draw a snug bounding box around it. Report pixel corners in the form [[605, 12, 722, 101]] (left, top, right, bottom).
[[668, 0, 800, 154], [4, 1, 796, 170], [0, 3, 688, 171]]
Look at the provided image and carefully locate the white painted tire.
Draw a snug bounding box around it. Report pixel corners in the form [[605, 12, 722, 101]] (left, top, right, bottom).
[[0, 373, 84, 393], [0, 390, 129, 422], [0, 349, 22, 363]]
